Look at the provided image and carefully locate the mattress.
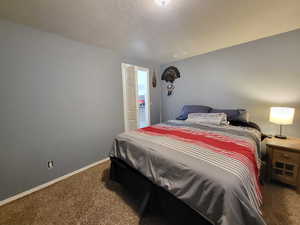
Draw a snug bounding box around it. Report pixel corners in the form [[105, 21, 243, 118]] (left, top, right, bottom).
[[110, 120, 266, 225]]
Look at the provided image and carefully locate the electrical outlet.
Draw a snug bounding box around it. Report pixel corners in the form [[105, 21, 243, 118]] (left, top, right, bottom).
[[48, 160, 54, 169]]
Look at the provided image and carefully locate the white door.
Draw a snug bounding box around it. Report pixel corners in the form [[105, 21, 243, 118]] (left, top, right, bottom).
[[122, 64, 139, 131]]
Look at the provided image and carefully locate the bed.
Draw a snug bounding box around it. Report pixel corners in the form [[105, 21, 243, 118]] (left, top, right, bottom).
[[109, 119, 266, 225]]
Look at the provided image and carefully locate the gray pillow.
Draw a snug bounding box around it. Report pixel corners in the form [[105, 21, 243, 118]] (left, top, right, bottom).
[[210, 108, 249, 122], [176, 105, 212, 120], [186, 113, 228, 125]]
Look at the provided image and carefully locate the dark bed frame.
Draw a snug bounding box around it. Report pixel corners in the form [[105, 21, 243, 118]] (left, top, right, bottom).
[[110, 157, 267, 225], [110, 157, 212, 225]]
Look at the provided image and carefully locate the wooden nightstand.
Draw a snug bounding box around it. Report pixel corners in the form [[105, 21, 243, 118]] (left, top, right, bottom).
[[266, 137, 300, 193]]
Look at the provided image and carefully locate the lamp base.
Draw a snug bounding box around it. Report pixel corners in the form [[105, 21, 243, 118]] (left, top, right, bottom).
[[275, 135, 287, 139]]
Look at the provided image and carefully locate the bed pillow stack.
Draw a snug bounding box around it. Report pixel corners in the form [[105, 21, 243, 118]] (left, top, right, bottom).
[[176, 105, 249, 123], [176, 105, 212, 120], [210, 108, 249, 122]]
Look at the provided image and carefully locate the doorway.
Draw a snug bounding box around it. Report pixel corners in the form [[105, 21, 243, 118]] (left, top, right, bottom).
[[122, 63, 151, 131]]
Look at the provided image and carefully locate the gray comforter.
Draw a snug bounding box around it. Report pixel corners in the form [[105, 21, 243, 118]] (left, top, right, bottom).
[[110, 120, 266, 225]]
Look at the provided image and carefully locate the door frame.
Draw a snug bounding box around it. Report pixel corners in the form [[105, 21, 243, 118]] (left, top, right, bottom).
[[122, 63, 151, 131], [136, 66, 151, 128]]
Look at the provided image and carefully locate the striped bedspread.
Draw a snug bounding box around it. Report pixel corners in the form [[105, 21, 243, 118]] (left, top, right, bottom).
[[110, 120, 266, 225]]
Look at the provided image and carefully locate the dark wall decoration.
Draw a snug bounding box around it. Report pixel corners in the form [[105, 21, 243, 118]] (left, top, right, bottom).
[[161, 66, 181, 96], [152, 71, 157, 88]]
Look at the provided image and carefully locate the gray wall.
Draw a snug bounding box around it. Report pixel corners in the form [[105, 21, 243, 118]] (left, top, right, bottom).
[[162, 29, 300, 137], [0, 20, 160, 200]]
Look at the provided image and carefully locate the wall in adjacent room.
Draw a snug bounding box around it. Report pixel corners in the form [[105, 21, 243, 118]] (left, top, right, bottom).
[[161, 29, 300, 137], [0, 20, 160, 200]]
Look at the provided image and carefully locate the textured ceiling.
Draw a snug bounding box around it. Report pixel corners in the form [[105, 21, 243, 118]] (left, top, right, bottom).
[[0, 0, 300, 64]]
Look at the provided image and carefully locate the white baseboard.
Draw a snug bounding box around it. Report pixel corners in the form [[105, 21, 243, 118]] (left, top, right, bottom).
[[0, 157, 110, 207]]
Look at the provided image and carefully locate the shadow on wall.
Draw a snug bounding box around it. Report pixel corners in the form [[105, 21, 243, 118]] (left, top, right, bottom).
[[160, 28, 300, 137], [162, 85, 300, 137], [229, 88, 300, 137]]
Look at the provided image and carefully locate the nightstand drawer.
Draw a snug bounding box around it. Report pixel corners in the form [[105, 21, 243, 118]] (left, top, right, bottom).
[[273, 149, 300, 164], [271, 149, 299, 185], [272, 163, 298, 185]]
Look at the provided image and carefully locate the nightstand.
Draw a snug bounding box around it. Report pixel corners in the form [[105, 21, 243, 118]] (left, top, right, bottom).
[[266, 137, 300, 193]]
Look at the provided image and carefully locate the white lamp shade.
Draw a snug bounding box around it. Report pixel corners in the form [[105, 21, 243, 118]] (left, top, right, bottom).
[[269, 107, 295, 125]]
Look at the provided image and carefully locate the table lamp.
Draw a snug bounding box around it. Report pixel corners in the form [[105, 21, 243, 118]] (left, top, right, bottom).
[[269, 107, 295, 139]]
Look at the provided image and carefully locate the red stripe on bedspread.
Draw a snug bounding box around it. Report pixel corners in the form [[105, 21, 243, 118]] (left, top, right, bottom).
[[140, 125, 259, 181]]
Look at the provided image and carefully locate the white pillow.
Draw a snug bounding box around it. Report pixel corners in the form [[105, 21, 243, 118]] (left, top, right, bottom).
[[186, 113, 228, 125]]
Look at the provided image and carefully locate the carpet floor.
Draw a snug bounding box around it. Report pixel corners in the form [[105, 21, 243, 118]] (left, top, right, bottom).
[[0, 161, 299, 225]]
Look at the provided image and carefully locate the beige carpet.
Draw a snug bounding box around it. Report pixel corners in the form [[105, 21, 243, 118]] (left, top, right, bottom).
[[0, 161, 299, 225]]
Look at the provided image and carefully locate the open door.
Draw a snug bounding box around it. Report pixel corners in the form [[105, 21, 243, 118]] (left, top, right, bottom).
[[122, 64, 139, 131], [122, 63, 150, 131]]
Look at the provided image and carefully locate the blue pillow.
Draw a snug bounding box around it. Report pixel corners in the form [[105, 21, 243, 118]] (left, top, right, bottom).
[[210, 108, 248, 122], [176, 105, 212, 120]]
